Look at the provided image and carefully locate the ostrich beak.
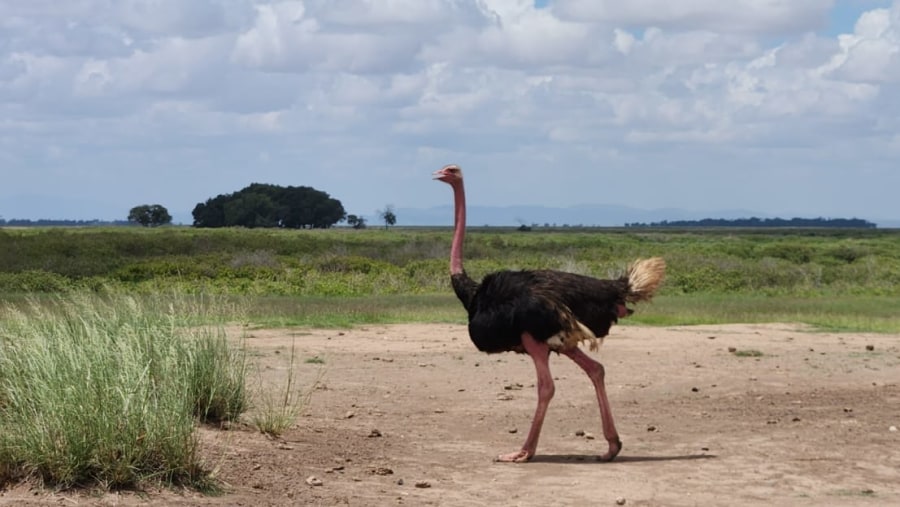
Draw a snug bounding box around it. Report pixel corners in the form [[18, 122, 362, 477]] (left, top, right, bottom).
[[432, 169, 446, 180]]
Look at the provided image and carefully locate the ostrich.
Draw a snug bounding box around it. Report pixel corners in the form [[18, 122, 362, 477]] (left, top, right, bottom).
[[433, 164, 666, 463]]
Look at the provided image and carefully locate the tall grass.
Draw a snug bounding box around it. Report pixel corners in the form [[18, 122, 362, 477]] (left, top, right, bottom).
[[0, 291, 248, 489]]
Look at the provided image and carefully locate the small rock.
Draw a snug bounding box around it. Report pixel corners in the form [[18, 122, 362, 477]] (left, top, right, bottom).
[[372, 467, 394, 476], [728, 347, 737, 353], [415, 481, 432, 489], [889, 426, 898, 432], [843, 407, 853, 413], [616, 497, 626, 505], [866, 344, 875, 351], [647, 425, 658, 432], [368, 429, 383, 438], [584, 432, 596, 440], [708, 336, 716, 340], [305, 476, 323, 487], [397, 478, 405, 486], [508, 427, 518, 434], [504, 383, 524, 390], [575, 430, 585, 437], [252, 463, 262, 471], [497, 393, 514, 401], [701, 447, 709, 451], [691, 387, 700, 393], [434, 409, 445, 414], [792, 417, 801, 422], [345, 411, 355, 419]]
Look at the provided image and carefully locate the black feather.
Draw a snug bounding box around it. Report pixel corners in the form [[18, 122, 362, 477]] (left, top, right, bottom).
[[457, 270, 631, 354]]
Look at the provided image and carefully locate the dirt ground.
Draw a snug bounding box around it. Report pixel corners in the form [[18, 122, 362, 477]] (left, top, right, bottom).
[[2, 322, 899, 506]]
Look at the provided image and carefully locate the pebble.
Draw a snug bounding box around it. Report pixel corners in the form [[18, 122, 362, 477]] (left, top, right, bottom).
[[890, 426, 898, 432], [691, 387, 700, 393], [368, 429, 382, 438], [616, 497, 626, 505], [397, 478, 405, 486], [497, 393, 514, 401], [372, 467, 394, 476], [305, 476, 323, 487], [866, 344, 875, 351], [647, 425, 658, 432], [584, 432, 596, 440], [508, 428, 518, 434], [415, 481, 432, 489], [728, 347, 737, 353], [575, 430, 585, 437], [345, 411, 355, 419]]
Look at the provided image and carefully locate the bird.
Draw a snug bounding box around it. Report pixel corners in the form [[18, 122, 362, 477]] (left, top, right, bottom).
[[433, 163, 666, 463]]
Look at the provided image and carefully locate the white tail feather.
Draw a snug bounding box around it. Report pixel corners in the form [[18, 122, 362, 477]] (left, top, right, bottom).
[[626, 257, 666, 303]]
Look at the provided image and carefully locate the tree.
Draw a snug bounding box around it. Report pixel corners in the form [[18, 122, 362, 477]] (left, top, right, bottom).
[[379, 205, 397, 230], [346, 214, 367, 229], [128, 204, 172, 227], [192, 183, 346, 229]]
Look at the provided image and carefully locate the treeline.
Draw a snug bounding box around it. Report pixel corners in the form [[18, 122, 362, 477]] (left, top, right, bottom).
[[192, 183, 346, 229], [626, 217, 877, 228], [0, 219, 129, 227]]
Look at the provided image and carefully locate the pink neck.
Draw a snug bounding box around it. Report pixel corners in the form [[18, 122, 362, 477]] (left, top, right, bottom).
[[450, 181, 466, 275]]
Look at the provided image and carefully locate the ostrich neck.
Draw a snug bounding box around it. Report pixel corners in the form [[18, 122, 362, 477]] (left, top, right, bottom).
[[450, 182, 466, 275]]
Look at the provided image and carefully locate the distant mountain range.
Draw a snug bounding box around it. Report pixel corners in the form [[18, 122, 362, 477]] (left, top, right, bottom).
[[361, 204, 899, 229]]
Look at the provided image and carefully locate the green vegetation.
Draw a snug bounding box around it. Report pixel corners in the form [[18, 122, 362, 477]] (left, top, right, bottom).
[[1, 226, 899, 330], [731, 349, 765, 357], [251, 342, 318, 437], [0, 291, 248, 489]]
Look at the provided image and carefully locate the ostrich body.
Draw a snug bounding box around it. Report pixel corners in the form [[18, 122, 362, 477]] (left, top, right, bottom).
[[433, 164, 666, 463]]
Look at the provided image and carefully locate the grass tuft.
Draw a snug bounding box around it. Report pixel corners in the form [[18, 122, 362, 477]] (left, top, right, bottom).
[[0, 290, 248, 489]]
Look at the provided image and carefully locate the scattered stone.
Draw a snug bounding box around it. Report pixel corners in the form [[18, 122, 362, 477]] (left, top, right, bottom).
[[843, 407, 853, 413], [434, 409, 445, 414], [701, 447, 709, 451], [345, 411, 355, 419], [767, 420, 778, 425], [792, 417, 801, 422], [728, 347, 737, 353], [889, 426, 898, 432], [397, 478, 405, 486], [252, 463, 262, 471], [584, 432, 596, 440], [327, 466, 345, 473], [691, 387, 700, 393], [866, 345, 875, 351], [305, 476, 323, 487], [504, 383, 524, 390], [415, 481, 432, 489], [616, 496, 627, 505], [708, 336, 716, 340], [277, 443, 294, 450], [575, 430, 585, 437], [647, 425, 658, 432], [368, 429, 383, 438], [509, 427, 518, 434], [497, 393, 514, 401], [372, 467, 394, 476]]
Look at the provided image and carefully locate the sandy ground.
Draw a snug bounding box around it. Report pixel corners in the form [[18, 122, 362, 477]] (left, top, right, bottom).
[[2, 322, 899, 506]]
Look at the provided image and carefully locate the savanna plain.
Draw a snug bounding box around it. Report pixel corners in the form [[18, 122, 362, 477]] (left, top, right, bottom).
[[0, 226, 898, 506]]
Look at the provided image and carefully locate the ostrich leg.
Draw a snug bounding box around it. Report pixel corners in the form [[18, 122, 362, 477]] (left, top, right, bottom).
[[563, 347, 622, 461], [496, 332, 554, 463]]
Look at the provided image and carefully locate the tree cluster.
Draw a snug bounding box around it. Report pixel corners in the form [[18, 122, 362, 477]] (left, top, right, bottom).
[[128, 204, 172, 227], [192, 183, 346, 229], [626, 217, 877, 229]]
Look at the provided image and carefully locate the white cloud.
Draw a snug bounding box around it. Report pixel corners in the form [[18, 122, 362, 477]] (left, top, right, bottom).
[[552, 0, 833, 34], [2, 0, 900, 223]]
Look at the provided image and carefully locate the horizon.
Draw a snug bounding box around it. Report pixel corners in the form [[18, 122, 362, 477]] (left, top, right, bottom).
[[2, 1, 899, 225]]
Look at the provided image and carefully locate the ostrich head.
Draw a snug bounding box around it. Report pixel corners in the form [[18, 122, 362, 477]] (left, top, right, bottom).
[[432, 164, 463, 185]]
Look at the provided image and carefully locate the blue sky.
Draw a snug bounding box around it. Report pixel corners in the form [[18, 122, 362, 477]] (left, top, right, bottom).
[[2, 0, 899, 225]]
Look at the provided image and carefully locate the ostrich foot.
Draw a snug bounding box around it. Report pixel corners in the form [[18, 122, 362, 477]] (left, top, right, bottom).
[[495, 449, 533, 463], [597, 438, 622, 462]]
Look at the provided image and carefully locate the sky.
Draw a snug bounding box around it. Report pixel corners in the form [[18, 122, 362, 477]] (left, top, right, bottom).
[[1, 0, 899, 225]]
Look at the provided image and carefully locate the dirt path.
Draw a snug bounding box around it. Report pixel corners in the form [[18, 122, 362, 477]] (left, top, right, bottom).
[[3, 323, 899, 506]]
